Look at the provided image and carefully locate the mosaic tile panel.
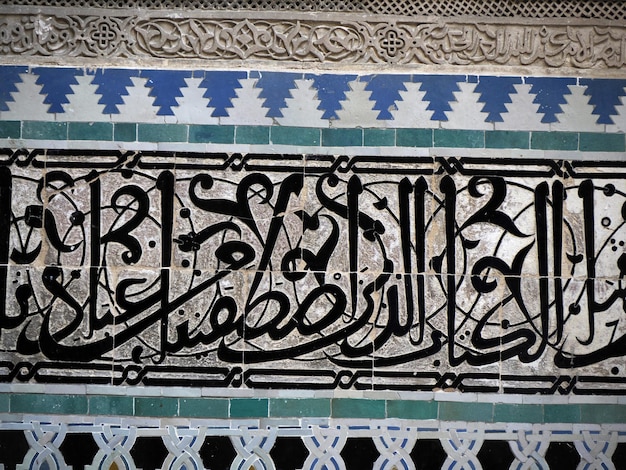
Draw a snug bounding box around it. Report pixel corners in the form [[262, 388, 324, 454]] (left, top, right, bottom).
[[1, 419, 626, 470], [1, 67, 626, 132], [0, 150, 624, 393]]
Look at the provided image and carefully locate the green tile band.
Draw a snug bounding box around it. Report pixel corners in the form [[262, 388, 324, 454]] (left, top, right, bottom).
[[4, 394, 626, 421], [2, 121, 626, 153]]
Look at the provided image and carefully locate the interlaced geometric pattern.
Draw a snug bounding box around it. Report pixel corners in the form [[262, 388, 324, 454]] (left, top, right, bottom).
[[2, 422, 626, 470], [2, 0, 626, 20]]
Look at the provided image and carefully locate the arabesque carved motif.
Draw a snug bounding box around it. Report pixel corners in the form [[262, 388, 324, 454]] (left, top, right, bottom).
[[1, 12, 626, 68]]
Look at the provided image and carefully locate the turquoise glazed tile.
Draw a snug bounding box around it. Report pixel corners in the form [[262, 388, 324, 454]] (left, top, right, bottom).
[[494, 404, 543, 423], [364, 128, 395, 147], [0, 394, 8, 412], [230, 398, 269, 418], [580, 404, 626, 424], [485, 131, 530, 149], [396, 128, 432, 147], [88, 396, 133, 416], [179, 398, 229, 418], [68, 122, 113, 141], [544, 405, 581, 423], [387, 400, 438, 420], [531, 131, 578, 150], [138, 123, 188, 142], [135, 397, 178, 417], [271, 126, 320, 146], [332, 399, 385, 419], [0, 121, 20, 138], [269, 398, 330, 418], [113, 123, 136, 142], [11, 394, 88, 415], [438, 402, 493, 422], [189, 124, 234, 144], [434, 129, 484, 148], [579, 132, 625, 152], [322, 128, 362, 147], [235, 126, 270, 144], [22, 121, 67, 140]]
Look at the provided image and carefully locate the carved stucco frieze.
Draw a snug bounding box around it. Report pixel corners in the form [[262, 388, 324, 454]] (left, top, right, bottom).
[[1, 10, 625, 69]]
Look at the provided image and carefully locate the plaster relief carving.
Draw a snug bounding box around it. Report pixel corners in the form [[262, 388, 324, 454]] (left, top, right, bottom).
[[1, 12, 626, 68]]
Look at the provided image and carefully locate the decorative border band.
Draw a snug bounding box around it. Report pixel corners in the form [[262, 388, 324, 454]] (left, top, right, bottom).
[[1, 124, 624, 156], [1, 9, 625, 69], [0, 415, 625, 470], [2, 394, 626, 421]]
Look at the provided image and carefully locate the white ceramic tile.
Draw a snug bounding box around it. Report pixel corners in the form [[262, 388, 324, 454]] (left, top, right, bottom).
[[173, 77, 219, 125], [112, 76, 165, 123], [64, 74, 106, 121], [551, 85, 604, 132], [334, 79, 381, 128], [441, 82, 493, 130], [3, 72, 51, 121], [390, 82, 436, 128], [495, 84, 551, 131], [276, 79, 327, 128], [221, 78, 273, 126]]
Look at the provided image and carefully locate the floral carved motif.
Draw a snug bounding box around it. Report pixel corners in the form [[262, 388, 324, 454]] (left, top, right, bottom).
[[1, 12, 625, 68]]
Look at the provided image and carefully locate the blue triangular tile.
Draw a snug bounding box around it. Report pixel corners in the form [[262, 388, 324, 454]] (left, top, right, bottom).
[[580, 78, 626, 124], [363, 74, 411, 120], [89, 68, 140, 114], [198, 71, 247, 117], [306, 73, 357, 120], [475, 76, 523, 122], [0, 66, 28, 112], [141, 69, 192, 116], [32, 67, 84, 113], [256, 72, 302, 118], [414, 75, 465, 121], [526, 77, 576, 123]]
